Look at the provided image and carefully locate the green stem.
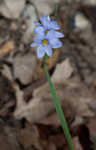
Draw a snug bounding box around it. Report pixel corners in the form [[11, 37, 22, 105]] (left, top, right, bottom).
[[54, 4, 59, 20], [44, 62, 74, 150]]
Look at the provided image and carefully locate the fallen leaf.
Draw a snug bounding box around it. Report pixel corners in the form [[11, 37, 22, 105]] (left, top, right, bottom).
[[13, 54, 37, 84], [14, 59, 96, 124], [52, 58, 73, 83], [73, 137, 83, 150], [87, 117, 96, 139], [0, 41, 14, 56], [0, 0, 25, 19]]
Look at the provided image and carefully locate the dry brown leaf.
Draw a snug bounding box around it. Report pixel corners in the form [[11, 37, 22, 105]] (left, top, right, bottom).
[[33, 81, 95, 117], [87, 117, 96, 138], [13, 54, 37, 84], [14, 59, 96, 123], [16, 124, 41, 149], [52, 58, 73, 83], [13, 82, 25, 108], [73, 137, 83, 150], [14, 96, 55, 122], [0, 0, 25, 19], [0, 41, 14, 56]]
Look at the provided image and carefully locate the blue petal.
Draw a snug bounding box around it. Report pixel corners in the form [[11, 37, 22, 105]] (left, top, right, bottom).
[[47, 30, 64, 39], [31, 37, 42, 47], [50, 21, 60, 30], [31, 42, 39, 47], [34, 26, 45, 38], [40, 16, 51, 29], [47, 16, 51, 21], [45, 45, 53, 57], [49, 38, 62, 48], [54, 31, 64, 38], [33, 36, 42, 44], [37, 45, 45, 58], [34, 21, 41, 26], [33, 33, 45, 41]]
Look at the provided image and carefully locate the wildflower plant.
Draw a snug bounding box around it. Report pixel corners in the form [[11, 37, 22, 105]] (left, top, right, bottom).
[[31, 16, 64, 58], [31, 7, 74, 150]]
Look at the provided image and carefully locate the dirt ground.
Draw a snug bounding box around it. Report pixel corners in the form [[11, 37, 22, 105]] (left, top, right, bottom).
[[0, 0, 96, 150]]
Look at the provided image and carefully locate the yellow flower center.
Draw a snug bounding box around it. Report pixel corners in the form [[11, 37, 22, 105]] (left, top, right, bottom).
[[45, 30, 49, 35], [42, 40, 48, 46]]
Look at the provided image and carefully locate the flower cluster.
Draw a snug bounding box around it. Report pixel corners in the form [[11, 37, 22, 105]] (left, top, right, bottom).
[[31, 16, 64, 59]]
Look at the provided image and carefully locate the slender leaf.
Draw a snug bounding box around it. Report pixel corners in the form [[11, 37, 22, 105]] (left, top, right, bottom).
[[44, 63, 74, 150]]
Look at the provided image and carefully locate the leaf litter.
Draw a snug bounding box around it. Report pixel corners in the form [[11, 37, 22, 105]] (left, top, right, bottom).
[[0, 0, 96, 150]]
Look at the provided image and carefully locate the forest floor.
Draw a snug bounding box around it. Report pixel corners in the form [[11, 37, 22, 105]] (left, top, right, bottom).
[[0, 0, 96, 150]]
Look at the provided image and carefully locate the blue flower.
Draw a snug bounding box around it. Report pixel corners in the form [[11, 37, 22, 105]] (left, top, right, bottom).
[[31, 16, 64, 59], [40, 16, 60, 30]]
